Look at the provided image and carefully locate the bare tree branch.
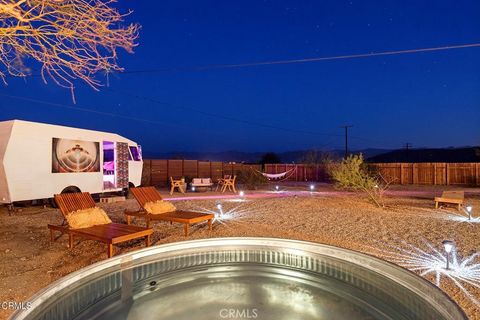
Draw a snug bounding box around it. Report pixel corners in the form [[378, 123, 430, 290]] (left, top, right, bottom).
[[0, 0, 139, 102]]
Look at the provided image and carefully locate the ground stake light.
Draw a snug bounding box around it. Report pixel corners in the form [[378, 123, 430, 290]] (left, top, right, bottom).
[[216, 203, 224, 216], [191, 186, 196, 192], [442, 240, 454, 270], [239, 191, 245, 197], [310, 184, 315, 191], [466, 204, 473, 220], [275, 185, 279, 191]]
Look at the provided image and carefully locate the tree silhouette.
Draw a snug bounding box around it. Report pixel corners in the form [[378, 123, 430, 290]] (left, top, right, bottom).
[[0, 0, 139, 101], [259, 152, 281, 165]]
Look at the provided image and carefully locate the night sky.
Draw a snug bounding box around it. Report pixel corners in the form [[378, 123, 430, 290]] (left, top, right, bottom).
[[1, 1, 479, 154]]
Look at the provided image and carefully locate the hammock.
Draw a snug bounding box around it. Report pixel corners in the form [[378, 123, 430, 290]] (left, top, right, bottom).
[[256, 167, 296, 181]]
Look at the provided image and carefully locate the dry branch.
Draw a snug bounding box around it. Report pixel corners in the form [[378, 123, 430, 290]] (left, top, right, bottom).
[[0, 0, 139, 101]]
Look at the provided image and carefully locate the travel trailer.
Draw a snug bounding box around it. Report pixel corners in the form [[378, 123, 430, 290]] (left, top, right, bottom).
[[0, 120, 143, 204]]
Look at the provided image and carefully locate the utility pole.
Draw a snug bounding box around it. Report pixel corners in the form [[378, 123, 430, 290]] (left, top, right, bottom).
[[340, 125, 353, 159], [403, 142, 412, 162]]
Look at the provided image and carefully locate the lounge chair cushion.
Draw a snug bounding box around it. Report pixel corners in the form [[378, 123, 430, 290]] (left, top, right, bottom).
[[67, 207, 112, 229], [144, 200, 177, 215], [202, 178, 212, 184]]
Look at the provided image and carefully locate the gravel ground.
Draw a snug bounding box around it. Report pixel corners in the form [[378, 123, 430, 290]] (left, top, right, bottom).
[[1, 184, 480, 319]]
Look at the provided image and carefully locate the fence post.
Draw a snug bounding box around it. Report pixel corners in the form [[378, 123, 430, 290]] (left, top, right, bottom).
[[433, 163, 437, 185], [412, 163, 417, 184], [446, 163, 450, 185], [166, 160, 170, 185], [476, 163, 479, 186], [400, 164, 404, 185]]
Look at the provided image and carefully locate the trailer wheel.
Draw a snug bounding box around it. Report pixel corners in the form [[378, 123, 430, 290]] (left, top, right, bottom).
[[123, 182, 135, 199], [61, 186, 81, 194], [48, 198, 57, 208]]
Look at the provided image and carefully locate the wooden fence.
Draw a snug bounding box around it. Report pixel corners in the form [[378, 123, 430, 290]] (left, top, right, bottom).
[[264, 164, 331, 182], [142, 159, 262, 186], [264, 162, 480, 186], [142, 160, 480, 186], [369, 163, 480, 186]]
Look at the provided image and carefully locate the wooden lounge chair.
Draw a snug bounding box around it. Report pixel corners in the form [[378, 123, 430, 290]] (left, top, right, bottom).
[[124, 187, 214, 236], [48, 192, 153, 258], [434, 191, 465, 210]]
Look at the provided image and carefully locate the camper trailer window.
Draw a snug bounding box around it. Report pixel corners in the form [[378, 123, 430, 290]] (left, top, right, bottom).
[[129, 146, 141, 161]]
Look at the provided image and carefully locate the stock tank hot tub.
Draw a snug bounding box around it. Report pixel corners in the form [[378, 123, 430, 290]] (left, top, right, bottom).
[[11, 238, 466, 320]]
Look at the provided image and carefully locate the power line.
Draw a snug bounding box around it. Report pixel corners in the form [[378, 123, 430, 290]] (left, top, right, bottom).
[[340, 125, 354, 158], [0, 91, 342, 150], [403, 142, 412, 161], [0, 93, 185, 129], [119, 42, 480, 74], [104, 87, 392, 147], [12, 42, 480, 78], [0, 91, 389, 149], [105, 87, 346, 139]]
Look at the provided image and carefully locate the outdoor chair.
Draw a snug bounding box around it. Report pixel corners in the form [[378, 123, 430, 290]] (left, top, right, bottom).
[[48, 192, 153, 258], [170, 177, 186, 195], [124, 187, 214, 236], [221, 175, 237, 193], [434, 191, 465, 210], [215, 175, 231, 191], [191, 178, 214, 191]]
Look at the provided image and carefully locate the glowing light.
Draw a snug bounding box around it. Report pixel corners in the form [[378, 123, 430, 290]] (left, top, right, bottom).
[[465, 204, 473, 220], [466, 204, 473, 213], [190, 201, 264, 224], [372, 239, 480, 307], [239, 191, 245, 197], [442, 240, 454, 254], [442, 240, 454, 270], [309, 184, 315, 191], [191, 186, 196, 192], [275, 185, 279, 191]]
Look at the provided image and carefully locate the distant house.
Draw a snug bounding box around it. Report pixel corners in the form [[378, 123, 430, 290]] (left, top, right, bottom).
[[367, 147, 480, 163]]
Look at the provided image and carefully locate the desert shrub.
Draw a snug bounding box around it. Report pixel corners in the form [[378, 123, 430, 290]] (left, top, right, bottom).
[[329, 154, 389, 207], [236, 169, 269, 190]]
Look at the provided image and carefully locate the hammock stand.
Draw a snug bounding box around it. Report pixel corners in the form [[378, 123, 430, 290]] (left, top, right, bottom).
[[254, 166, 297, 182]]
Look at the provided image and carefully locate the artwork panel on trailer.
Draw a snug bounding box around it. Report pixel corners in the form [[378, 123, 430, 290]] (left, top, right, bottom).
[[52, 138, 100, 173]]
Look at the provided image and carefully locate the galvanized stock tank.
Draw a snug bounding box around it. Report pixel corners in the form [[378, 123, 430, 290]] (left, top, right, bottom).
[[11, 238, 466, 320]]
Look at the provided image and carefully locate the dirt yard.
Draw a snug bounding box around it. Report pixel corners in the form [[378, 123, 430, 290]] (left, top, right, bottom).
[[1, 184, 480, 319]]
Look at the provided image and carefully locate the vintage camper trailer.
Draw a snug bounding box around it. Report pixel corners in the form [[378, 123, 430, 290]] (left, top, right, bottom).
[[0, 120, 143, 204]]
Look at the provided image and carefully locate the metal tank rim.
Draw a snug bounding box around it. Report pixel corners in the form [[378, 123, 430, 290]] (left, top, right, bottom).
[[9, 237, 468, 320]]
